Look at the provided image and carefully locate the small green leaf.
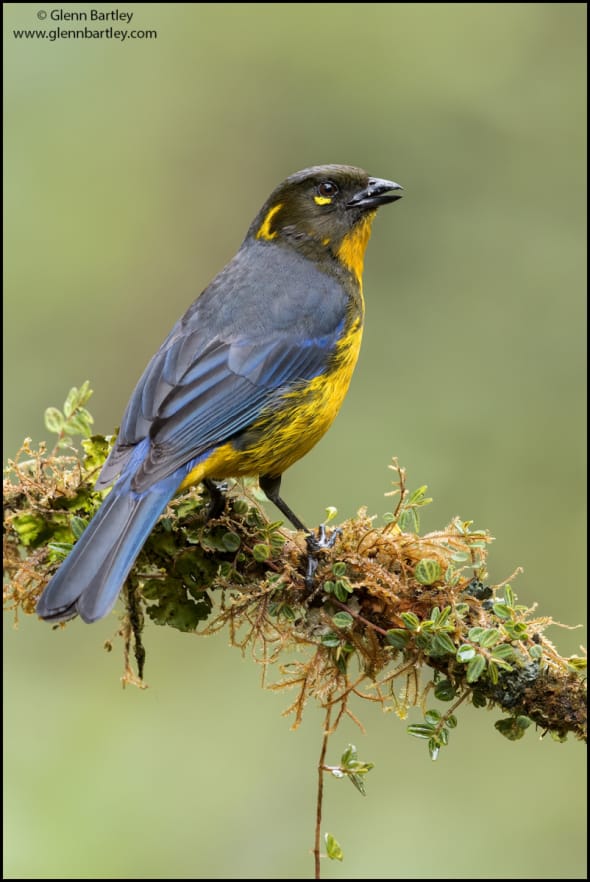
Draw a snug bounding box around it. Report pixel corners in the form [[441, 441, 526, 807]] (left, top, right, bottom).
[[252, 543, 271, 562], [332, 611, 353, 629], [321, 632, 341, 648], [333, 581, 350, 602], [529, 644, 543, 659], [479, 628, 502, 648], [495, 715, 533, 741], [428, 738, 441, 761], [424, 709, 441, 725], [398, 507, 420, 534], [456, 644, 476, 662], [47, 541, 74, 560], [349, 773, 369, 796], [221, 531, 241, 552], [386, 629, 410, 649], [325, 833, 343, 862], [431, 632, 457, 656], [434, 679, 457, 701], [468, 626, 486, 643], [446, 714, 458, 729], [70, 516, 87, 539], [492, 602, 513, 620], [332, 561, 347, 577], [44, 407, 64, 434], [408, 485, 428, 504], [567, 656, 587, 672], [415, 558, 442, 585], [491, 644, 515, 660], [400, 612, 421, 631], [435, 605, 452, 627], [407, 723, 437, 739], [324, 506, 338, 524], [466, 654, 486, 683], [340, 744, 357, 766]]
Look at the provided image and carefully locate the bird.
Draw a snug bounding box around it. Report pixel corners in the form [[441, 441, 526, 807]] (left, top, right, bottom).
[[36, 164, 402, 623]]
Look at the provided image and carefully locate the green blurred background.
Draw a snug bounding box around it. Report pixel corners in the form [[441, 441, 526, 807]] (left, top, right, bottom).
[[4, 3, 586, 878]]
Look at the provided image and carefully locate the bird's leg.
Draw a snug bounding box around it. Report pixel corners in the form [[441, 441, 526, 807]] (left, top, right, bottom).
[[202, 478, 227, 520], [259, 474, 340, 589]]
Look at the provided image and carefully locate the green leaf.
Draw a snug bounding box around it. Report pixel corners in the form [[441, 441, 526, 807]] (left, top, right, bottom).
[[529, 644, 543, 659], [415, 558, 442, 585], [424, 709, 441, 725], [567, 656, 587, 671], [81, 434, 111, 470], [407, 723, 437, 739], [252, 543, 271, 562], [468, 627, 486, 643], [12, 513, 48, 547], [456, 644, 476, 662], [435, 605, 453, 627], [495, 715, 533, 741], [47, 541, 74, 560], [70, 516, 87, 540], [44, 407, 64, 434], [321, 632, 341, 648], [446, 714, 458, 729], [65, 408, 94, 437], [221, 531, 241, 552], [478, 628, 502, 648], [386, 629, 410, 649], [324, 506, 338, 524], [398, 507, 420, 533], [491, 643, 515, 660], [492, 602, 513, 620], [431, 632, 457, 656], [325, 833, 343, 862], [333, 581, 350, 602], [434, 679, 457, 701], [428, 738, 441, 761], [332, 561, 347, 577], [340, 744, 357, 766], [400, 612, 420, 631], [349, 773, 369, 796], [332, 611, 353, 629], [466, 654, 486, 683]]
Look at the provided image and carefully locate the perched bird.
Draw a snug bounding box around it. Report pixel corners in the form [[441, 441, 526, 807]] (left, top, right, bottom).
[[36, 164, 402, 623]]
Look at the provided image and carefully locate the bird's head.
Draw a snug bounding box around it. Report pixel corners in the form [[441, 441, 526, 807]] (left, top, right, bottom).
[[247, 164, 403, 283]]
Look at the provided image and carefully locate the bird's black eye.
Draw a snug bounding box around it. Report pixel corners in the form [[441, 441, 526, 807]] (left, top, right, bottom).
[[317, 180, 339, 199]]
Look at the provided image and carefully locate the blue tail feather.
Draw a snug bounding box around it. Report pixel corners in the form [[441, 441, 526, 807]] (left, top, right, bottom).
[[36, 466, 183, 624]]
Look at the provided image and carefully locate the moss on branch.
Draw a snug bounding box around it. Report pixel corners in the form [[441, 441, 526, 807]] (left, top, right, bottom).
[[3, 406, 586, 754]]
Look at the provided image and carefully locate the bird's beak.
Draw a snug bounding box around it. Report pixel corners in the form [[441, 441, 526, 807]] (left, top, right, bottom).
[[347, 177, 403, 210]]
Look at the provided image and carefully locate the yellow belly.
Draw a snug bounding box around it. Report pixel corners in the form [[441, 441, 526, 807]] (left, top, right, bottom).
[[179, 318, 363, 489]]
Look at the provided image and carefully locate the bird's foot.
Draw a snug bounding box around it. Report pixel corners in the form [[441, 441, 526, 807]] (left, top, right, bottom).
[[202, 479, 228, 521], [304, 524, 342, 590]]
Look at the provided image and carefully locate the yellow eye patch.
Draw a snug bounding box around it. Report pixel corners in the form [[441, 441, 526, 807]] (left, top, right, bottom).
[[314, 195, 332, 206]]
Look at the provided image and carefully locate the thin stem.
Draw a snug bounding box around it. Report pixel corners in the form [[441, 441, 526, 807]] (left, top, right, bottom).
[[314, 700, 333, 879]]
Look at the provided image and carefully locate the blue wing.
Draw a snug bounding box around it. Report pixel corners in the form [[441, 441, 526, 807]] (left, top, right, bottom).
[[97, 242, 349, 492]]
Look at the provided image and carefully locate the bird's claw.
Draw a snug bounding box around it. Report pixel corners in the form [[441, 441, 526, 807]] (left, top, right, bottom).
[[304, 524, 342, 590], [203, 479, 228, 521]]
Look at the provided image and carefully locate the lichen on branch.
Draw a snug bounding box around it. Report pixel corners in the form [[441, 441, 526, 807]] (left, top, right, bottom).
[[3, 387, 586, 754]]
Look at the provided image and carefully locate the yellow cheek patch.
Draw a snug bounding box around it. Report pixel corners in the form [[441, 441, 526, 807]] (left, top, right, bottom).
[[336, 211, 376, 286], [256, 203, 283, 240], [314, 195, 332, 206]]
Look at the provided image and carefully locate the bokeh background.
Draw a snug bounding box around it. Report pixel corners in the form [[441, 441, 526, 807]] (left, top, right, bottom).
[[3, 4, 586, 879]]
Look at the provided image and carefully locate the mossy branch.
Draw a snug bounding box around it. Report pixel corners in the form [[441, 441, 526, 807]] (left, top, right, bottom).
[[4, 431, 586, 748]]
